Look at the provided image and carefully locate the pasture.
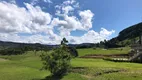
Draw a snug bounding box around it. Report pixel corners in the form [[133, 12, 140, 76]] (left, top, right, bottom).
[[0, 48, 142, 80]]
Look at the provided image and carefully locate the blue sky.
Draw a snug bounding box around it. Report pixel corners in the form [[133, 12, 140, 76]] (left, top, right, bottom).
[[0, 0, 141, 44], [87, 0, 142, 37], [77, 0, 142, 37]]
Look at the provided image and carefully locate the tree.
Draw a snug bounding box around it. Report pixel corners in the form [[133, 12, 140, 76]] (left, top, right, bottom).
[[61, 38, 68, 46], [40, 38, 72, 76]]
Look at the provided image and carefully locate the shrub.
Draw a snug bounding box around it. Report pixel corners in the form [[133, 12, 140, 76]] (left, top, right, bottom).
[[68, 47, 78, 57], [0, 48, 25, 55], [40, 38, 72, 76]]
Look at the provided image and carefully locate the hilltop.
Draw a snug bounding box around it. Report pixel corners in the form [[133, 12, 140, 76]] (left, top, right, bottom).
[[104, 22, 142, 48]]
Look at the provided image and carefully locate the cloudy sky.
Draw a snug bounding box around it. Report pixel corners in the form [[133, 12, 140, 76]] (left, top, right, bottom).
[[0, 0, 142, 44]]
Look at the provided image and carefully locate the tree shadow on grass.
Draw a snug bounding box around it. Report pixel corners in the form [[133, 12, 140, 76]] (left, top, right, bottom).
[[33, 74, 66, 80], [70, 67, 87, 73], [41, 75, 65, 80], [33, 67, 86, 80]]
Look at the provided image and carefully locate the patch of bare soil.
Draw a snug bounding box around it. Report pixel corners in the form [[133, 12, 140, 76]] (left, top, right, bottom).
[[0, 58, 8, 62]]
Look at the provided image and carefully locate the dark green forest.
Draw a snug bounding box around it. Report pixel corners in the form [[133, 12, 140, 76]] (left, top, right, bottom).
[[105, 22, 142, 48]]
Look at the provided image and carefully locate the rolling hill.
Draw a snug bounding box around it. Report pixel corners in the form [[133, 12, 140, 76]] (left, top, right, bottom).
[[106, 22, 142, 48]]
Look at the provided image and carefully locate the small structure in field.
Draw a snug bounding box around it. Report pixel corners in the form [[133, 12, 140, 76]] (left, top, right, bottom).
[[129, 35, 142, 62]]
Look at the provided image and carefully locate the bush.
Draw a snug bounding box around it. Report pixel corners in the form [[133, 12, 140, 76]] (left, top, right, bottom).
[[0, 48, 25, 55], [40, 38, 72, 76], [68, 47, 78, 57]]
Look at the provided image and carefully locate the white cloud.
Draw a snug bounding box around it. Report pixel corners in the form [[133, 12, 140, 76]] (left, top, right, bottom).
[[67, 29, 115, 44], [31, 0, 52, 5], [62, 6, 74, 14], [100, 28, 115, 37], [79, 10, 94, 30], [30, 0, 38, 5], [25, 3, 52, 25], [53, 2, 94, 36], [0, 28, 115, 44], [0, 0, 115, 44], [7, 0, 16, 4], [0, 2, 30, 33], [44, 0, 52, 3], [0, 0, 16, 4], [0, 33, 20, 42], [55, 0, 78, 15], [0, 2, 52, 34], [63, 0, 75, 5]]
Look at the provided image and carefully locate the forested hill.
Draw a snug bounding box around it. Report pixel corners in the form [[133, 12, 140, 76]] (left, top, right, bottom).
[[106, 22, 142, 48], [118, 22, 142, 41]]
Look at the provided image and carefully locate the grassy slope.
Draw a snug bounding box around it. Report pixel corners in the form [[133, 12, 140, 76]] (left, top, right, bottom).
[[0, 52, 49, 80], [0, 48, 142, 80]]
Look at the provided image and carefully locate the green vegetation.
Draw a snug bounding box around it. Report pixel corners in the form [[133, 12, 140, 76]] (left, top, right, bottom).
[[40, 38, 72, 77], [78, 47, 130, 57], [0, 52, 48, 80], [0, 47, 142, 80], [105, 22, 142, 48]]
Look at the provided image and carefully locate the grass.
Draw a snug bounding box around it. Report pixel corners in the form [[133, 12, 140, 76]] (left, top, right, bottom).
[[0, 52, 49, 80], [0, 47, 142, 80], [77, 47, 130, 57]]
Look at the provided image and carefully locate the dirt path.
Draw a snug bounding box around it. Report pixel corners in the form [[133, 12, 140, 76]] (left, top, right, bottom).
[[0, 58, 8, 62]]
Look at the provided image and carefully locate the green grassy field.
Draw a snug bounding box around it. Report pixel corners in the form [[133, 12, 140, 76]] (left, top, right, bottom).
[[0, 48, 142, 80], [77, 47, 130, 56]]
